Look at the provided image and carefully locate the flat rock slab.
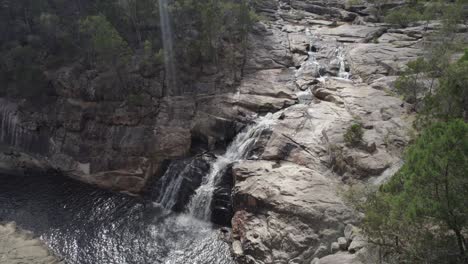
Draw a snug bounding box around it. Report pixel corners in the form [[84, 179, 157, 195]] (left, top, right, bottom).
[[0, 223, 61, 264], [317, 251, 364, 264], [317, 25, 384, 42]]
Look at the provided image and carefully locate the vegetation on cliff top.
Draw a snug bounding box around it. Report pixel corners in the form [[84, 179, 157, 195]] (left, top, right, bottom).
[[352, 1, 468, 263], [0, 0, 257, 99]]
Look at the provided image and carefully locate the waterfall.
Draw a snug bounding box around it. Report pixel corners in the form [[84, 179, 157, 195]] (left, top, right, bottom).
[[155, 162, 186, 210], [186, 114, 275, 221], [336, 46, 350, 79], [305, 28, 318, 65], [0, 100, 46, 153], [158, 0, 177, 95], [296, 28, 322, 80]]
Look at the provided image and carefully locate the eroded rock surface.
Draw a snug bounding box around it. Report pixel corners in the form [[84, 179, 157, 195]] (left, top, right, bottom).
[[0, 223, 61, 264]]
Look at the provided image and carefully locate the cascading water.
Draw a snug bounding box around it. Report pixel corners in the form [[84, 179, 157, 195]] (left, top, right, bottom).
[[186, 114, 275, 221], [153, 156, 211, 212], [0, 99, 46, 153], [305, 28, 319, 65], [156, 162, 186, 210], [158, 0, 177, 95], [296, 28, 322, 103], [336, 46, 350, 79]]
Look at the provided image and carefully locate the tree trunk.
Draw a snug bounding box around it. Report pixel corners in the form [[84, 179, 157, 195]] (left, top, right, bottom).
[[454, 228, 467, 263]]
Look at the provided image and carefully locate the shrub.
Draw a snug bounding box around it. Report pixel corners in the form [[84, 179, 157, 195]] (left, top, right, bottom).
[[127, 93, 144, 106], [385, 6, 422, 27], [154, 49, 165, 65], [344, 123, 364, 146]]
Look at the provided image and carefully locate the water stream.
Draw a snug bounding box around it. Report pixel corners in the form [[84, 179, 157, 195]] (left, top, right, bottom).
[[336, 46, 350, 79], [0, 99, 48, 153], [186, 114, 275, 221], [158, 0, 177, 94]]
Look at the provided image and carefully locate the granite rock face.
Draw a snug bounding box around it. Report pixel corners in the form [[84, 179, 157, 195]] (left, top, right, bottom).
[[229, 0, 428, 263], [0, 223, 62, 264]]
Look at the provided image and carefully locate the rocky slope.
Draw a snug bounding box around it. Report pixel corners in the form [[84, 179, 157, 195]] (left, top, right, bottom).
[[228, 0, 440, 263], [0, 222, 62, 264]]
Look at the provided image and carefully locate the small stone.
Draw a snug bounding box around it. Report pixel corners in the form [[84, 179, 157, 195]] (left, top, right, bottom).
[[348, 236, 367, 253], [232, 240, 244, 257], [313, 244, 328, 258], [311, 258, 320, 264], [331, 242, 340, 253], [338, 237, 348, 250], [344, 224, 356, 241], [288, 258, 302, 264]]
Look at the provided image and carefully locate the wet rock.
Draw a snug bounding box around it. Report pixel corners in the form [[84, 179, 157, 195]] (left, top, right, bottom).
[[212, 163, 235, 226], [232, 240, 244, 257], [0, 149, 54, 177], [149, 155, 212, 212]]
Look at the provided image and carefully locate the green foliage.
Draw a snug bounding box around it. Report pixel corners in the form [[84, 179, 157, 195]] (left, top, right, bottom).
[[423, 53, 468, 122], [344, 123, 364, 146], [154, 49, 165, 65], [170, 0, 257, 64], [385, 6, 422, 27], [460, 49, 468, 62], [127, 93, 145, 106], [79, 15, 131, 67], [382, 0, 467, 28], [361, 120, 468, 263], [0, 44, 49, 98], [0, 0, 257, 101], [346, 0, 364, 8], [395, 58, 432, 107], [142, 40, 164, 66]]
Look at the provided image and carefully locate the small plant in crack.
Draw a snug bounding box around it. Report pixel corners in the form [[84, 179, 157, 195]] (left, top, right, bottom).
[[344, 123, 364, 147]]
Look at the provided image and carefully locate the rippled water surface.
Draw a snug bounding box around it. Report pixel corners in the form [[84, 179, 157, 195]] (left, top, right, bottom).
[[0, 173, 234, 264]]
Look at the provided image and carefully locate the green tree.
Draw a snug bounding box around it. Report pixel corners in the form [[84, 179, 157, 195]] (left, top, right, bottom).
[[80, 15, 131, 87], [395, 58, 432, 109], [418, 50, 468, 123], [362, 120, 468, 263]]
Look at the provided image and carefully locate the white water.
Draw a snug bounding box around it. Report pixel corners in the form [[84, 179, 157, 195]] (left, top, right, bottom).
[[0, 100, 41, 152], [296, 29, 350, 82], [336, 46, 350, 79], [186, 114, 275, 221], [295, 28, 321, 79], [305, 28, 319, 65], [159, 0, 177, 94], [156, 162, 186, 210]]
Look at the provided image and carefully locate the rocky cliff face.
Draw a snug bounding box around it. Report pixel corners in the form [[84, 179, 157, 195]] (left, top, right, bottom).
[[0, 38, 246, 192]]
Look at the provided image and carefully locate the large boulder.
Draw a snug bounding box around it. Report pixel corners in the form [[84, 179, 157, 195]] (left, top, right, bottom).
[[232, 160, 355, 263]]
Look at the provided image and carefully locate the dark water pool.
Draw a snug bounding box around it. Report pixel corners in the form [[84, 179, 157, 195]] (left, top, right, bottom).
[[0, 173, 234, 264]]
